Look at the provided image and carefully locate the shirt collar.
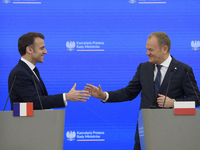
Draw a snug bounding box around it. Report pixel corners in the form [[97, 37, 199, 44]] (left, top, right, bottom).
[[21, 57, 35, 71], [160, 55, 172, 68], [155, 55, 172, 68]]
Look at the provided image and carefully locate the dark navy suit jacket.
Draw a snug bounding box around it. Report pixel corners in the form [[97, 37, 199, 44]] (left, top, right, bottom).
[[106, 56, 200, 144], [8, 60, 65, 110]]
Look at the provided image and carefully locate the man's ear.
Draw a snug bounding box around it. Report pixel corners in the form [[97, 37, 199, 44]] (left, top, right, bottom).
[[26, 46, 33, 54], [163, 45, 169, 54]]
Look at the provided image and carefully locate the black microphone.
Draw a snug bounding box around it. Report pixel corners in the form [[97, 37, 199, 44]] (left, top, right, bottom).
[[184, 68, 200, 106], [3, 74, 17, 111], [162, 68, 174, 108], [31, 73, 44, 110]]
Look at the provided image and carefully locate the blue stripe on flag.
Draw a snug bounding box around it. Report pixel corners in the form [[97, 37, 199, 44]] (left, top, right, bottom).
[[13, 103, 20, 116]]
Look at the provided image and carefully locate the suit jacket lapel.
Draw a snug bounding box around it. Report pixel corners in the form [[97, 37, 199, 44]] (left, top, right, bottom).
[[34, 74, 48, 95], [159, 57, 178, 94], [32, 70, 48, 95], [38, 78, 48, 95]]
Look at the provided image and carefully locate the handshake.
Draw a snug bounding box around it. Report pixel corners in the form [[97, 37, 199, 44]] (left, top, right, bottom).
[[65, 83, 106, 102]]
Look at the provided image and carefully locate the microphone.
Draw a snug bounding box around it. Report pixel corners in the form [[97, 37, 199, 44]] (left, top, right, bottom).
[[3, 74, 17, 111], [31, 73, 44, 110], [184, 68, 200, 105], [162, 68, 174, 108]]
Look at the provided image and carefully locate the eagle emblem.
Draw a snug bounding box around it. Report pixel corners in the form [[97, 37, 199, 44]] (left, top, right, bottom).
[[129, 0, 136, 3], [66, 41, 75, 51], [3, 0, 11, 3], [191, 40, 200, 50], [66, 131, 76, 141]]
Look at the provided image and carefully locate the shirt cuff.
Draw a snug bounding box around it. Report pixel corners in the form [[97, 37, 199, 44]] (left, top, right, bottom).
[[101, 92, 109, 102], [63, 93, 67, 106]]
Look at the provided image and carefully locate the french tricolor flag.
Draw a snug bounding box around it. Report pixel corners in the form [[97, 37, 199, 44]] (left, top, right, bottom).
[[174, 101, 195, 115], [13, 103, 33, 117]]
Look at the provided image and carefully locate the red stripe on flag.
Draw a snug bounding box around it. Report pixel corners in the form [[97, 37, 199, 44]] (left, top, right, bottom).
[[174, 108, 195, 115], [27, 103, 33, 116]]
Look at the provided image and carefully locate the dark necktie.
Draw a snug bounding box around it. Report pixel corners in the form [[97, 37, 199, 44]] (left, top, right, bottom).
[[154, 65, 162, 98], [33, 67, 41, 82], [33, 67, 48, 95], [33, 67, 46, 91]]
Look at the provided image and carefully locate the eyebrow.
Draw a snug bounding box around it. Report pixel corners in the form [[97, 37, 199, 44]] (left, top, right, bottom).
[[40, 46, 45, 49]]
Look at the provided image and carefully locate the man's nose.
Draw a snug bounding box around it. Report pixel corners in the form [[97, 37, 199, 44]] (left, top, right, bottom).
[[146, 50, 150, 55]]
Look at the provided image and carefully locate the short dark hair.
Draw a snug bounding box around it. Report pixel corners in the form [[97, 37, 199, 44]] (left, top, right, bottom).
[[148, 31, 171, 52], [18, 32, 45, 56]]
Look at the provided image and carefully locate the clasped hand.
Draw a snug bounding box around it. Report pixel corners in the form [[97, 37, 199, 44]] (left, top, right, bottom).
[[157, 94, 174, 108]]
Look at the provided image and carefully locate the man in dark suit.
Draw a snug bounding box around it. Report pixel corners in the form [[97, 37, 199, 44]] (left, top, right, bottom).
[[84, 31, 200, 150], [9, 32, 90, 110]]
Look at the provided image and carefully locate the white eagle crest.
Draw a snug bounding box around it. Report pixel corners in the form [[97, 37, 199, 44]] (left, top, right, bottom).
[[3, 0, 11, 3], [191, 40, 200, 50], [66, 41, 75, 51], [66, 131, 76, 141], [129, 0, 136, 3]]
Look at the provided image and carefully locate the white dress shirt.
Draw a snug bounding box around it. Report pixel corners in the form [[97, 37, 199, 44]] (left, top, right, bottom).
[[154, 55, 172, 85]]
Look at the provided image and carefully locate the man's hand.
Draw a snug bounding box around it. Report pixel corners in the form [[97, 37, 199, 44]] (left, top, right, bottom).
[[65, 83, 90, 102], [84, 83, 107, 100], [157, 94, 174, 108]]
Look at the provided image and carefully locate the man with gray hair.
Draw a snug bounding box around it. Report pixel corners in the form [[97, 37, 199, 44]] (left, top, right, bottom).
[[85, 31, 200, 149]]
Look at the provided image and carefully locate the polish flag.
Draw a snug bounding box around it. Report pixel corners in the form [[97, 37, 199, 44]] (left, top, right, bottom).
[[174, 101, 195, 115], [13, 103, 33, 117]]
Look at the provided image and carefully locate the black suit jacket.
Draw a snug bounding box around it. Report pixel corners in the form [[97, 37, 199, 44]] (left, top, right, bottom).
[[107, 57, 200, 107], [106, 56, 200, 144], [8, 60, 65, 110]]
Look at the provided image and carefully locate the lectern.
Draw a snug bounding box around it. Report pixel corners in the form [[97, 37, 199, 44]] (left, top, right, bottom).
[[138, 109, 200, 150], [0, 109, 65, 150]]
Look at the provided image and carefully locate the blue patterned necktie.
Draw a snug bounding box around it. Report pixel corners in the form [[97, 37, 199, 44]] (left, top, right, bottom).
[[154, 65, 162, 98]]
